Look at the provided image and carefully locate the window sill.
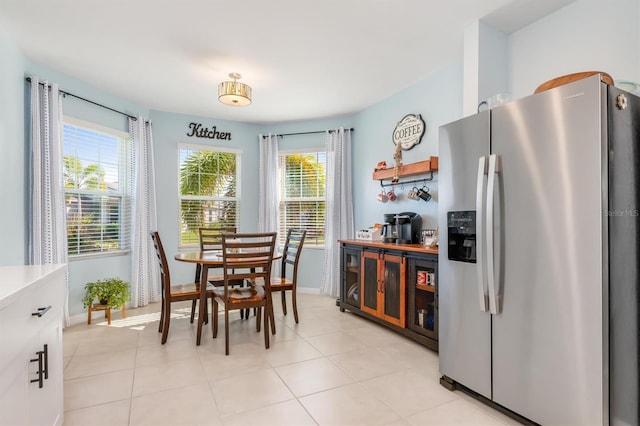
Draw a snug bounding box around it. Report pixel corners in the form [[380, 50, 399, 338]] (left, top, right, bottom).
[[68, 250, 131, 262]]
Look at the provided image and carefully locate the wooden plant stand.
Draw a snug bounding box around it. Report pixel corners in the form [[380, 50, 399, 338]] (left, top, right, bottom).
[[87, 303, 127, 325]]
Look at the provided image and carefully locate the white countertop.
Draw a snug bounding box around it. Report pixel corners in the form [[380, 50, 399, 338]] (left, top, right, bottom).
[[0, 264, 66, 310]]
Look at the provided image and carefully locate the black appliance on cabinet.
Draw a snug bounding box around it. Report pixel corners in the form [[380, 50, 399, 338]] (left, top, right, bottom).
[[381, 212, 422, 244]]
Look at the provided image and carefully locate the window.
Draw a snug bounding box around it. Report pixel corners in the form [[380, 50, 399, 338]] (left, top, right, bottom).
[[63, 119, 131, 256], [278, 150, 326, 247], [178, 145, 240, 247]]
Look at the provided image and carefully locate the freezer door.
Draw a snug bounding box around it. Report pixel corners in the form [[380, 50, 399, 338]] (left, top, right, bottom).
[[438, 111, 492, 399], [490, 75, 605, 424]]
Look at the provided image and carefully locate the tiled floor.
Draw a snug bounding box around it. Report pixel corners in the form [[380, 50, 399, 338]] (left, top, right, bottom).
[[62, 293, 520, 425]]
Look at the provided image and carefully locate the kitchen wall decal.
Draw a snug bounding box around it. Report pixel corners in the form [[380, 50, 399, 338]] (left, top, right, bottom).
[[392, 113, 425, 150], [186, 122, 232, 140]]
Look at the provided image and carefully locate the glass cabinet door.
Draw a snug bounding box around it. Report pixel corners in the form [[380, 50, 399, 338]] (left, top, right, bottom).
[[341, 246, 362, 311], [407, 255, 438, 340], [360, 250, 380, 316], [359, 249, 406, 327], [381, 252, 405, 327]]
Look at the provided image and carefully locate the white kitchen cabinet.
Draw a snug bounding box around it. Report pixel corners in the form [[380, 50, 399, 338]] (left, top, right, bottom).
[[0, 264, 66, 426]]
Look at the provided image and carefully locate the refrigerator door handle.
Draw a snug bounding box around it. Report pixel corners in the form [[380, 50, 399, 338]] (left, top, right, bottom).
[[486, 154, 501, 315], [476, 156, 489, 312]]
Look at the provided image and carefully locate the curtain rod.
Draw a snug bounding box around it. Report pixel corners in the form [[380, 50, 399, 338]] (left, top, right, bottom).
[[25, 77, 138, 121], [262, 128, 354, 138]]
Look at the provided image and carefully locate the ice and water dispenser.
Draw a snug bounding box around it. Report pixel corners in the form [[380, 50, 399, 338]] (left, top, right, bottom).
[[447, 211, 476, 263]]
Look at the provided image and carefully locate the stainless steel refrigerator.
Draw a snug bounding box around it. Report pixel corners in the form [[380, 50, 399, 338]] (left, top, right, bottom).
[[438, 74, 639, 425]]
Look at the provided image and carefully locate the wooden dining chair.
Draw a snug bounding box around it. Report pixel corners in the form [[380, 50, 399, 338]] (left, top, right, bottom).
[[249, 228, 306, 323], [199, 226, 237, 251], [211, 232, 277, 355], [151, 231, 213, 344], [199, 227, 244, 288], [189, 226, 239, 323]]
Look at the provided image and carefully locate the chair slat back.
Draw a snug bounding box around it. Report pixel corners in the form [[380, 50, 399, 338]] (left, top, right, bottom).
[[280, 229, 306, 279], [150, 231, 170, 294], [199, 227, 237, 251], [221, 232, 277, 296]]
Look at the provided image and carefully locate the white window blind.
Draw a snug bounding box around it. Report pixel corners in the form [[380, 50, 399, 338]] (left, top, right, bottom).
[[278, 151, 326, 247], [178, 145, 240, 246], [63, 121, 131, 256]]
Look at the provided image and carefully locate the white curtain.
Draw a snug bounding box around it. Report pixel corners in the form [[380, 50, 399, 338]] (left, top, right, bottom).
[[258, 134, 280, 235], [321, 128, 354, 297], [129, 117, 159, 307], [29, 76, 70, 325]]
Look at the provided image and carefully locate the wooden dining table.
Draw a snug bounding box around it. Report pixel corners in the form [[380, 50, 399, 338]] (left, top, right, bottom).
[[174, 250, 282, 345]]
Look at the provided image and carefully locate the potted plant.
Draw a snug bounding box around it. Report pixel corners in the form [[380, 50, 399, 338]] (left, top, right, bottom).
[[82, 277, 130, 309]]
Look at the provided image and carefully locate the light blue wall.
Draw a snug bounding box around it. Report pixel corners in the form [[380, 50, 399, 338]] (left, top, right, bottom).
[[352, 61, 464, 233], [149, 110, 262, 284], [259, 80, 464, 288], [0, 24, 27, 265], [25, 61, 150, 133]]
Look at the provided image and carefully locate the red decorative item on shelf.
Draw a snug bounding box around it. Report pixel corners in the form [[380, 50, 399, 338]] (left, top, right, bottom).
[[417, 271, 427, 286]]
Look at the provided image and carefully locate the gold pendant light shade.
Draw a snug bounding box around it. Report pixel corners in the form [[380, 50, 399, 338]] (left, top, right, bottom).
[[218, 72, 252, 106]]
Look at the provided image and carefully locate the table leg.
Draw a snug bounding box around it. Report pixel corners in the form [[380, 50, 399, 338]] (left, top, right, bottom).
[[196, 263, 208, 346]]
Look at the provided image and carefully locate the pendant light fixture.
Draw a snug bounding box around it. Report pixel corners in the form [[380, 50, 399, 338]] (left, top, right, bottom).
[[218, 72, 252, 106]]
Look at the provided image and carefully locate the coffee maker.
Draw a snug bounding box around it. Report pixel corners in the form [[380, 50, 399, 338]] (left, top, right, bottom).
[[382, 213, 398, 243], [381, 212, 422, 244]]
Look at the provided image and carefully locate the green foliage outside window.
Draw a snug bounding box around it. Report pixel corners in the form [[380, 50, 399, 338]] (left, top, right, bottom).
[[280, 152, 326, 246], [179, 149, 238, 245], [63, 122, 129, 256]]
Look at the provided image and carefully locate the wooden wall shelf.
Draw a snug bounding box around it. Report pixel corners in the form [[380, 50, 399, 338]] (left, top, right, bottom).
[[372, 156, 438, 181]]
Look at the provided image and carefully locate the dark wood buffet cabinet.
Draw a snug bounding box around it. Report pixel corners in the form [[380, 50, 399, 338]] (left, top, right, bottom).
[[339, 239, 438, 351]]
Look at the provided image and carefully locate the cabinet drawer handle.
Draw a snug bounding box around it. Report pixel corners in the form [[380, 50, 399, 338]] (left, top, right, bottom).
[[32, 305, 52, 317], [29, 344, 48, 388], [43, 344, 49, 380]]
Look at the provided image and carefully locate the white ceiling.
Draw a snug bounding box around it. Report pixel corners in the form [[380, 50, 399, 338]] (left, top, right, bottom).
[[0, 0, 573, 124]]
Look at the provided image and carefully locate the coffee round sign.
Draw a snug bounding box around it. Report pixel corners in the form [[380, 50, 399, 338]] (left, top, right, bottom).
[[392, 114, 425, 150]]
